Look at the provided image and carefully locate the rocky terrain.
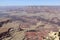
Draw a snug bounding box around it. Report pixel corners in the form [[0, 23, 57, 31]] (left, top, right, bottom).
[[0, 6, 60, 40]]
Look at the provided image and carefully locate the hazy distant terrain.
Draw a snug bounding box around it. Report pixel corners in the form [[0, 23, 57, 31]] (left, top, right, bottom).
[[0, 6, 60, 40]]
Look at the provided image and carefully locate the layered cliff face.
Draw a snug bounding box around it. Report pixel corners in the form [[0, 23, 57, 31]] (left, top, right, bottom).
[[0, 6, 60, 40]]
